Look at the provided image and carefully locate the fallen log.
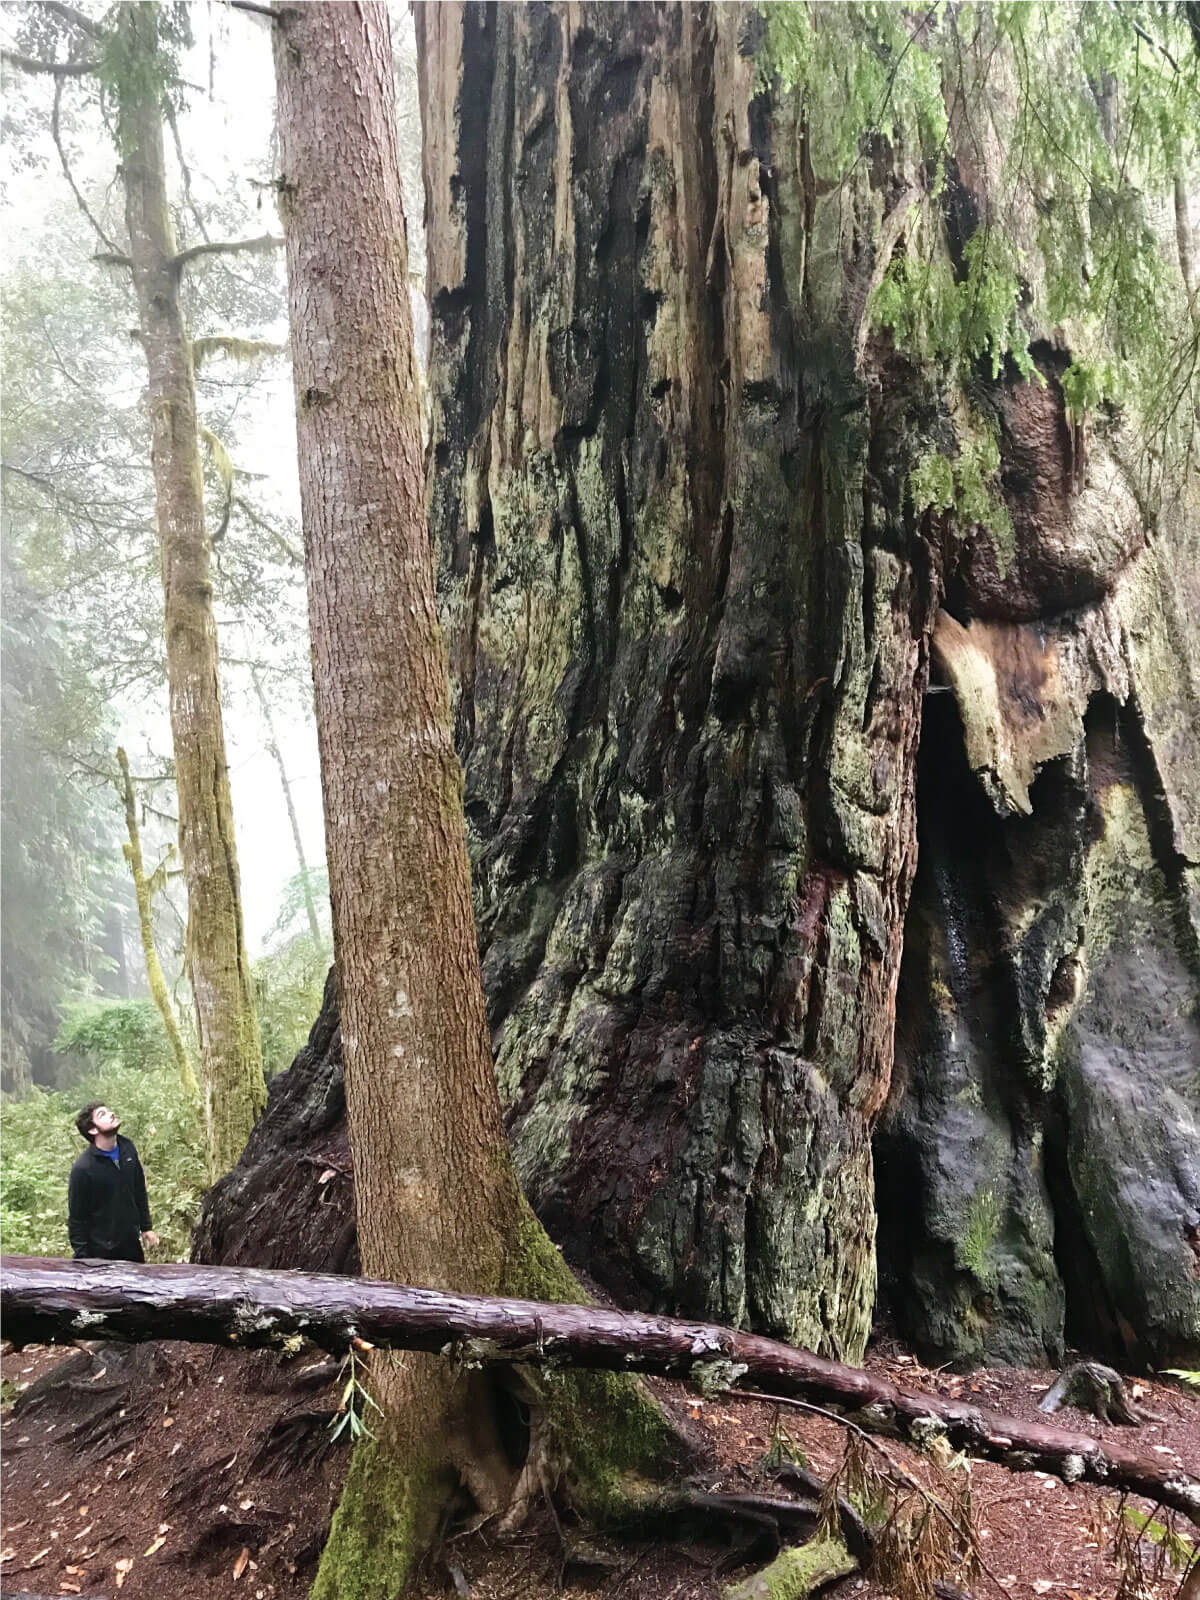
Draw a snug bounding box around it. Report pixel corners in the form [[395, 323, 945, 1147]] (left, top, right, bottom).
[[3, 1256, 1198, 1524]]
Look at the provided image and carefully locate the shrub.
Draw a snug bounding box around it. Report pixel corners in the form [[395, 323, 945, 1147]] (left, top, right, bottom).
[[54, 996, 180, 1075], [254, 930, 328, 1077], [0, 1062, 205, 1260]]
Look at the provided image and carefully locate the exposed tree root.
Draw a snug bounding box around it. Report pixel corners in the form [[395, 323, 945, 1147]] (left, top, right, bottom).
[[1038, 1361, 1155, 1425], [722, 1534, 856, 1600]]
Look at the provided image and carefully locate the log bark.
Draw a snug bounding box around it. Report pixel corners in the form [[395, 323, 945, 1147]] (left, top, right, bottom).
[[5, 1256, 1197, 1525]]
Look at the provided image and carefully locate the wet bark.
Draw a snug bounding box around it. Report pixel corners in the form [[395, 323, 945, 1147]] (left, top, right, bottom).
[[115, 5, 264, 1175], [417, 1, 934, 1362], [116, 747, 198, 1098], [200, 0, 1200, 1376], [6, 1256, 1199, 1527], [271, 6, 680, 1591]]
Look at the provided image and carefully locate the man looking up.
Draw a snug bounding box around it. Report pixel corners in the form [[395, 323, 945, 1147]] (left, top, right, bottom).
[[68, 1103, 159, 1261]]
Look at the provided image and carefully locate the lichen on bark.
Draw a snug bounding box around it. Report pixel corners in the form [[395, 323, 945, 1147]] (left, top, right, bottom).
[[114, 4, 265, 1177], [421, 0, 934, 1365]]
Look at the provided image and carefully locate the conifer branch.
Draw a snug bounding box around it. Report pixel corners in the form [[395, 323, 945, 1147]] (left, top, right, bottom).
[[40, 2, 105, 40], [1, 47, 99, 75], [169, 233, 283, 272]]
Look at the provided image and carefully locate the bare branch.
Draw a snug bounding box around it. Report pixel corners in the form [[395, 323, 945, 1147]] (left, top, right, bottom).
[[51, 73, 122, 256], [94, 250, 135, 268], [164, 98, 210, 244], [1, 48, 100, 75], [232, 496, 303, 566], [40, 2, 105, 40], [170, 233, 283, 272], [229, 1, 282, 18]]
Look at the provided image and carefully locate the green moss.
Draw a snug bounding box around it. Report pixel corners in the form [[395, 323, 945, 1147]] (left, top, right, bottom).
[[310, 1435, 450, 1600], [959, 1187, 1003, 1288], [502, 1204, 680, 1522], [722, 1535, 855, 1600]]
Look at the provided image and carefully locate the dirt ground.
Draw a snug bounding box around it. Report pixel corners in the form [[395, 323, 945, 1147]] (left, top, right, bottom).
[[2, 1335, 1197, 1600]]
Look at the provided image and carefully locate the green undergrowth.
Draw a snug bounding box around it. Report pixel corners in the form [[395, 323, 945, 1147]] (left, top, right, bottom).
[[0, 1062, 204, 1259]]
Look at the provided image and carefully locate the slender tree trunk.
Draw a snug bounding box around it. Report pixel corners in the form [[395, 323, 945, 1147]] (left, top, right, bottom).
[[116, 5, 264, 1176], [116, 747, 198, 1098], [248, 665, 323, 947], [272, 7, 678, 1592]]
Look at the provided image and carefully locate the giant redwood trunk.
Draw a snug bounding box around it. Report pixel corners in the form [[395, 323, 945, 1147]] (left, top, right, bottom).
[[200, 1, 1200, 1373], [414, 1, 934, 1362], [117, 5, 265, 1175]]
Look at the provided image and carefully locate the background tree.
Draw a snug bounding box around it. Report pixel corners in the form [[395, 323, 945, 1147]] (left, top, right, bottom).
[[1, 0, 320, 1170], [0, 545, 120, 1096], [116, 744, 198, 1098]]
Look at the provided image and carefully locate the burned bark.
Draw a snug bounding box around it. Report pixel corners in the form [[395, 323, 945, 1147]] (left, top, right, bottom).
[[197, 0, 1200, 1377], [5, 1256, 1199, 1525], [416, 0, 934, 1365]]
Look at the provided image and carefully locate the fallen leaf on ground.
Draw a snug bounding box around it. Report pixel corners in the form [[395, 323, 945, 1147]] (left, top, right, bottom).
[[233, 1546, 250, 1580], [114, 1556, 133, 1588], [161, 1416, 174, 1428], [143, 1535, 166, 1557], [26, 1547, 50, 1567]]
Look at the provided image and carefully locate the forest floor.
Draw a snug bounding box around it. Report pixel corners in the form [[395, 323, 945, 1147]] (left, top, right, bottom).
[[1, 1335, 1197, 1600]]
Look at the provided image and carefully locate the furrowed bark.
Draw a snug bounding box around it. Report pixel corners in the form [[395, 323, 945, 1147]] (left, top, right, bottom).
[[115, 5, 265, 1175], [5, 1256, 1197, 1526], [418, 0, 934, 1365], [271, 5, 681, 1592]]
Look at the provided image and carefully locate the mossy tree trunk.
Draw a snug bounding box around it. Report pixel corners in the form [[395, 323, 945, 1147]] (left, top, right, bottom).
[[418, 0, 935, 1363], [272, 7, 679, 1594], [200, 0, 1199, 1380], [116, 746, 198, 1099], [115, 4, 264, 1175]]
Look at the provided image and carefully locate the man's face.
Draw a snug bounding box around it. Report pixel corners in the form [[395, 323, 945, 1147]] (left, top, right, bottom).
[[90, 1106, 121, 1137]]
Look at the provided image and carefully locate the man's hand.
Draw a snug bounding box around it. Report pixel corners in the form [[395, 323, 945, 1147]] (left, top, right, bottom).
[[141, 1230, 160, 1250]]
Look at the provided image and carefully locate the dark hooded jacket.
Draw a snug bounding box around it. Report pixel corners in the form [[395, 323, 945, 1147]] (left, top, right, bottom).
[[67, 1135, 152, 1260]]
